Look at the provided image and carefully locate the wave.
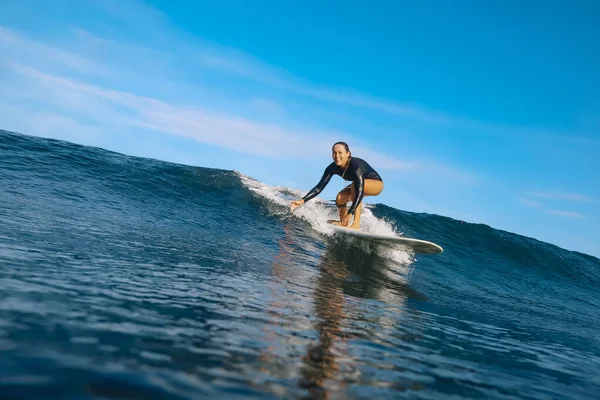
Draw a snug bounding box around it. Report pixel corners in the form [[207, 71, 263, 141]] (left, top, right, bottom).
[[2, 128, 598, 289]]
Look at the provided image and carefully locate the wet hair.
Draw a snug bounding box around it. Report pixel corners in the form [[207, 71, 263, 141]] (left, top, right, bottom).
[[331, 141, 350, 152]]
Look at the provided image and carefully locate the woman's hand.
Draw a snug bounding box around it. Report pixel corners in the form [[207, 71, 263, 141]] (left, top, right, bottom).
[[290, 199, 305, 212]]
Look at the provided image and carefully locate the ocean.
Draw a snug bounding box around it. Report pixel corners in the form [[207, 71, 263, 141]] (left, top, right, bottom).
[[1, 129, 599, 399]]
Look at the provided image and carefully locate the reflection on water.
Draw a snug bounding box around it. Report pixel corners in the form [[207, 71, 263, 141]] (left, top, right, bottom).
[[260, 223, 423, 399], [299, 249, 348, 400]]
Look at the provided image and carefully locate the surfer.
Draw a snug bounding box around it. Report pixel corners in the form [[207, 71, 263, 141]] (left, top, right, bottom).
[[290, 142, 384, 229]]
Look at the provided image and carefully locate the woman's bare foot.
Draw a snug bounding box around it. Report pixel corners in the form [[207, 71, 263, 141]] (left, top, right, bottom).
[[327, 220, 360, 229]]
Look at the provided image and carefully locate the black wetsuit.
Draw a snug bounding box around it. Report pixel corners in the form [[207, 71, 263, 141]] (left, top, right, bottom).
[[301, 157, 382, 215]]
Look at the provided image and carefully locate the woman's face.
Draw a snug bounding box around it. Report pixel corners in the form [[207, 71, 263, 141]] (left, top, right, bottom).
[[332, 144, 350, 167]]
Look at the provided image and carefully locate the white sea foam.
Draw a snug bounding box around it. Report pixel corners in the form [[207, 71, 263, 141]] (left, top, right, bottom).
[[238, 172, 415, 267]]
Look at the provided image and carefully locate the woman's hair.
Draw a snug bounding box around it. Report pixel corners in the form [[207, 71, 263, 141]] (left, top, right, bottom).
[[332, 141, 350, 152]]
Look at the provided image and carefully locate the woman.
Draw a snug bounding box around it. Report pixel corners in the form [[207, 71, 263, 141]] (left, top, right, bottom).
[[290, 142, 384, 229]]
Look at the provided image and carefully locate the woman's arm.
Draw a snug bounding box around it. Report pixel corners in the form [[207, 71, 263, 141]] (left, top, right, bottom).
[[301, 164, 335, 203]]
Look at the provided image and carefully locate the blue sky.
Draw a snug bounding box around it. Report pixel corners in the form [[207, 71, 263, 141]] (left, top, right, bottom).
[[1, 0, 599, 257]]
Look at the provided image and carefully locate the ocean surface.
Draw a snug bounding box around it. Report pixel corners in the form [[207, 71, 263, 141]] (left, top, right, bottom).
[[1, 128, 600, 400]]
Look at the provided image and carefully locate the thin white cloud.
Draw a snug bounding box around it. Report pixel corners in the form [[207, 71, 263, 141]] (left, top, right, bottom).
[[4, 63, 423, 172], [547, 210, 585, 218], [249, 97, 287, 117], [3, 0, 453, 126], [192, 41, 451, 124], [519, 192, 591, 217], [518, 194, 589, 219], [518, 197, 542, 207], [6, 64, 316, 157], [529, 191, 595, 203], [0, 27, 105, 76], [58, 23, 451, 123]]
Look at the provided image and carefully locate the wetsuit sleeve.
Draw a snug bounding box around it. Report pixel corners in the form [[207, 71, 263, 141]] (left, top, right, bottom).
[[301, 163, 336, 203], [348, 174, 365, 215]]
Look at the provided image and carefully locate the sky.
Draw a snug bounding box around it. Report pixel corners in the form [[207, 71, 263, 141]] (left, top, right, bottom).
[[1, 0, 599, 257]]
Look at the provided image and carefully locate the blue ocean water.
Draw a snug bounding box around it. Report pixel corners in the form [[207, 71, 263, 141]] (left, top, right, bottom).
[[1, 128, 599, 399]]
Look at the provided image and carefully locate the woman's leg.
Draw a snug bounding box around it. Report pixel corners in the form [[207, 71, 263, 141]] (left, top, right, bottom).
[[349, 179, 384, 228], [335, 179, 384, 228], [334, 185, 352, 224]]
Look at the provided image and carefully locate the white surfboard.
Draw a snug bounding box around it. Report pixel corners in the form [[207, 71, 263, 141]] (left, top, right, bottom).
[[329, 223, 443, 254]]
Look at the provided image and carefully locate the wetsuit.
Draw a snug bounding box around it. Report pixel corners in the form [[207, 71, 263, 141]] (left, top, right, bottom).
[[301, 157, 382, 215]]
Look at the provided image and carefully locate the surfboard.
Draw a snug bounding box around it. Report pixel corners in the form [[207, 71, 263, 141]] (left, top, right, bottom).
[[328, 223, 443, 254]]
